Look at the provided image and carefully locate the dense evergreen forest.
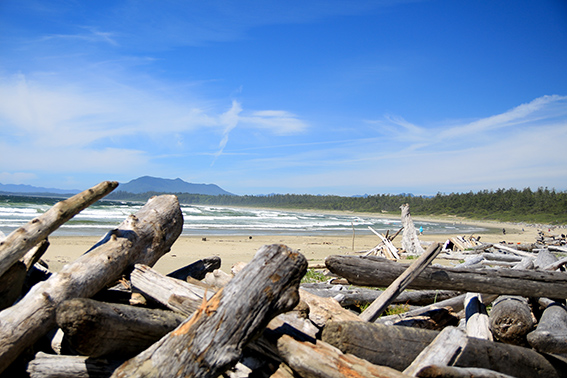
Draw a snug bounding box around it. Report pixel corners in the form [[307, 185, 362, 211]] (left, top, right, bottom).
[[107, 187, 567, 224]]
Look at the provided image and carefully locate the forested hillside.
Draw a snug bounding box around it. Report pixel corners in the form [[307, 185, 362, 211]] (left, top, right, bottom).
[[107, 187, 567, 224]]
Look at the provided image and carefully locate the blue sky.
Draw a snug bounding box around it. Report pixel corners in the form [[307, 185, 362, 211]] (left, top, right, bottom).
[[1, 0, 566, 196]]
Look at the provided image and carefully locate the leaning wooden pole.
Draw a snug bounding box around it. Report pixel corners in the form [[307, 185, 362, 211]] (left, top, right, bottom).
[[0, 194, 183, 374], [0, 181, 118, 278], [111, 244, 307, 378]]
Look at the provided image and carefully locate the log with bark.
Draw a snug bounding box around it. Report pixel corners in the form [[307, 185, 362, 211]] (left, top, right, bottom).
[[55, 298, 185, 358], [110, 244, 307, 378], [0, 181, 118, 278], [0, 194, 183, 374], [325, 255, 567, 298], [322, 322, 567, 378]]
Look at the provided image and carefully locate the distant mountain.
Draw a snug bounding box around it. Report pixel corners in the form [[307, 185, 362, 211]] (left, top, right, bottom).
[[0, 183, 79, 195], [119, 176, 234, 196]]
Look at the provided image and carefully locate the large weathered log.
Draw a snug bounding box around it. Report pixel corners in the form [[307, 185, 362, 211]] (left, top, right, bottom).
[[0, 181, 118, 278], [0, 194, 183, 374], [360, 243, 442, 322], [527, 302, 567, 354], [299, 288, 361, 328], [111, 244, 307, 378], [326, 255, 567, 298], [27, 351, 123, 378], [489, 296, 534, 345], [56, 298, 185, 358], [322, 322, 567, 378], [166, 256, 221, 281]]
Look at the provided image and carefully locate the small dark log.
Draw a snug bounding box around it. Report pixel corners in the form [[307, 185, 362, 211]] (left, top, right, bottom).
[[56, 298, 185, 358], [325, 255, 567, 298], [166, 256, 221, 281], [27, 352, 123, 378], [384, 307, 459, 330], [0, 261, 26, 310], [111, 244, 307, 378], [527, 302, 567, 354], [489, 296, 534, 346], [322, 322, 567, 378]]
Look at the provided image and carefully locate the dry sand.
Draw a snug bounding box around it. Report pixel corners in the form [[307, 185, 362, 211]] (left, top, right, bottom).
[[42, 216, 567, 275]]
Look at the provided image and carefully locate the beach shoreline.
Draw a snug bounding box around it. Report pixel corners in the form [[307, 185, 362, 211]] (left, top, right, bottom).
[[41, 215, 566, 275]]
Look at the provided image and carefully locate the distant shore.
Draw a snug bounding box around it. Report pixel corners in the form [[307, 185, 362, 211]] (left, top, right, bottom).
[[42, 215, 567, 275]]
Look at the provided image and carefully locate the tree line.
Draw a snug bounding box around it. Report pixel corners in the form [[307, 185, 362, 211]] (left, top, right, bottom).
[[107, 187, 567, 224]]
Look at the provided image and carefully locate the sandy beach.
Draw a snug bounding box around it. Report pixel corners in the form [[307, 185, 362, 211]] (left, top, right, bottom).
[[42, 216, 566, 275]]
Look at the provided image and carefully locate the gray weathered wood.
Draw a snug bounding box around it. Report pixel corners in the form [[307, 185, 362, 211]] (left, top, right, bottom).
[[111, 244, 307, 378], [0, 194, 183, 374], [493, 243, 536, 259], [527, 302, 567, 354], [56, 298, 185, 358], [360, 243, 442, 322], [400, 204, 425, 255], [489, 296, 534, 345], [322, 322, 567, 378], [325, 255, 567, 298], [27, 351, 123, 378], [0, 181, 118, 278], [404, 327, 468, 376]]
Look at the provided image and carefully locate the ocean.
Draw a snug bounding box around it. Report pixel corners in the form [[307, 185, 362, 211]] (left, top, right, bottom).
[[0, 194, 486, 237]]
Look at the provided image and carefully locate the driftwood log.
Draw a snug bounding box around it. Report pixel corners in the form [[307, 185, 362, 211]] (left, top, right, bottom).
[[56, 298, 185, 358], [27, 352, 123, 378], [0, 194, 183, 374], [527, 302, 567, 354], [360, 243, 442, 322], [464, 293, 492, 340], [322, 322, 567, 378], [489, 296, 534, 345], [111, 244, 307, 378], [0, 181, 118, 278], [416, 365, 517, 378], [325, 255, 567, 298], [400, 204, 425, 255]]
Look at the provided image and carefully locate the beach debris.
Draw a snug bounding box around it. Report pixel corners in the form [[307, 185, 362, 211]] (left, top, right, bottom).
[[401, 203, 426, 256], [1, 185, 567, 378]]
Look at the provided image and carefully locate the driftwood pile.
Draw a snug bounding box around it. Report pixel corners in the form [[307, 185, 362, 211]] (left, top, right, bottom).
[[0, 185, 566, 378]]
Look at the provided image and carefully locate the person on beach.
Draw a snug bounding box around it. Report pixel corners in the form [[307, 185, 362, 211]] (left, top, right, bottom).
[[419, 226, 423, 235]]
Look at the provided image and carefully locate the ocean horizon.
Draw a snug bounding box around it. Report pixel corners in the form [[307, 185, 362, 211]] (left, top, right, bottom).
[[0, 194, 487, 238]]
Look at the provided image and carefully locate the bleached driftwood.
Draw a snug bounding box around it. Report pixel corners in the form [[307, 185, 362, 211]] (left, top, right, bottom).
[[0, 194, 183, 373], [27, 352, 123, 378], [400, 204, 425, 255], [0, 181, 118, 278], [527, 302, 567, 354], [110, 244, 307, 378], [360, 243, 442, 322], [464, 293, 492, 340]]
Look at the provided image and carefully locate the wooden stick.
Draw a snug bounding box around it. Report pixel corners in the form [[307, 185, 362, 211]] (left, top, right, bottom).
[[0, 194, 183, 374], [369, 226, 400, 259], [0, 181, 118, 278], [359, 243, 442, 322]]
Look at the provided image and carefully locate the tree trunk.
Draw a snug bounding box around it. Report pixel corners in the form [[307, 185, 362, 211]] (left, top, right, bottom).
[[166, 256, 221, 281], [0, 181, 118, 278], [360, 243, 442, 322], [0, 194, 183, 374], [110, 244, 307, 378], [322, 322, 567, 378], [527, 302, 567, 354], [325, 255, 567, 298], [56, 298, 185, 358], [400, 204, 425, 255], [489, 296, 534, 346]]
